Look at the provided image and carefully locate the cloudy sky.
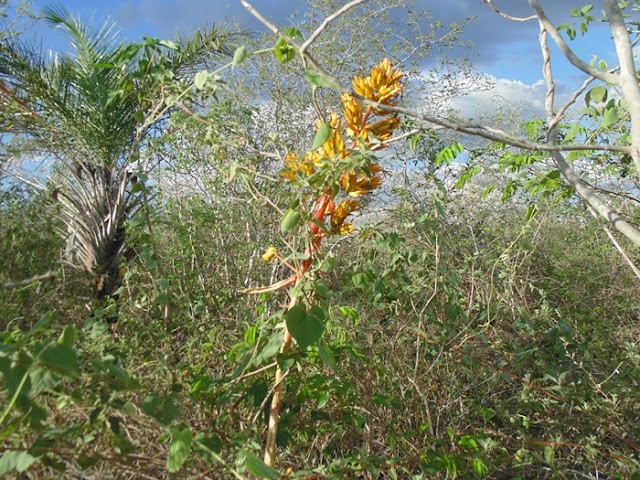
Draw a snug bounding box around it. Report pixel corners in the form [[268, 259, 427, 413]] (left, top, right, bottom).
[[20, 0, 632, 117]]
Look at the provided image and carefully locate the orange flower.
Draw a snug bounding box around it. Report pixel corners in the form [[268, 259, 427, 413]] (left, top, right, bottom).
[[281, 152, 315, 180], [330, 199, 360, 234], [352, 58, 404, 105], [370, 116, 401, 142], [341, 93, 366, 138], [367, 163, 384, 175], [341, 171, 383, 197], [247, 59, 404, 296]]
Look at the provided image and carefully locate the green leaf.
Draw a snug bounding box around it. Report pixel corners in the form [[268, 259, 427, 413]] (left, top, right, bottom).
[[39, 344, 79, 377], [103, 361, 139, 389], [443, 453, 457, 478], [274, 38, 295, 64], [193, 433, 222, 464], [155, 293, 170, 305], [194, 70, 208, 90], [0, 450, 18, 475], [601, 106, 619, 128], [29, 367, 60, 396], [58, 325, 78, 348], [544, 445, 555, 466], [0, 359, 29, 397], [15, 451, 36, 473], [525, 203, 539, 221], [28, 312, 54, 336], [0, 344, 17, 357], [435, 143, 463, 166], [0, 450, 36, 474], [245, 452, 280, 479], [141, 394, 180, 425], [409, 133, 422, 151], [501, 180, 519, 202], [158, 39, 178, 50], [286, 305, 325, 349], [472, 457, 488, 476], [256, 331, 284, 364], [305, 70, 333, 88], [455, 165, 480, 190], [312, 122, 331, 150], [286, 304, 306, 326], [318, 339, 337, 372], [581, 4, 594, 14], [308, 305, 326, 322], [276, 353, 296, 371], [283, 26, 304, 42], [280, 209, 301, 234], [273, 28, 303, 65], [586, 85, 607, 105], [232, 45, 249, 66], [167, 427, 192, 473], [563, 122, 582, 143], [77, 455, 98, 470]]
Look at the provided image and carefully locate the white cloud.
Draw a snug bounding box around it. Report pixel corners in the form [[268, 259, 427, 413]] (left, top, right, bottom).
[[449, 75, 548, 120]]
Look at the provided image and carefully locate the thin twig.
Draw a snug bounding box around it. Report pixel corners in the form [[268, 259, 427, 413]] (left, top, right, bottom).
[[2, 270, 57, 289], [301, 0, 368, 53], [586, 204, 640, 281], [482, 0, 536, 21], [231, 362, 278, 384], [251, 367, 292, 425]]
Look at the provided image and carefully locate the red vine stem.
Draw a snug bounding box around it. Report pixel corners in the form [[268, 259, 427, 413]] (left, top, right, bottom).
[[263, 193, 332, 466]]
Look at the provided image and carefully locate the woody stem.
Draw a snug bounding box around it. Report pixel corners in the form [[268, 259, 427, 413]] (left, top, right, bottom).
[[263, 193, 333, 466], [263, 289, 297, 466]]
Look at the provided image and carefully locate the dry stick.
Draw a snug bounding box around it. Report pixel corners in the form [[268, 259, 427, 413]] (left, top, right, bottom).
[[263, 290, 297, 466], [251, 364, 292, 425], [2, 270, 57, 289]]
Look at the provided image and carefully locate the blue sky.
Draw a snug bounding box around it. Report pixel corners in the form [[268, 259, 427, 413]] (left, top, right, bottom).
[[17, 0, 627, 116]]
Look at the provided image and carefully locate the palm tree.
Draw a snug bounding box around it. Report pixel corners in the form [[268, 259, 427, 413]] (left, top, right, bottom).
[[0, 5, 239, 298]]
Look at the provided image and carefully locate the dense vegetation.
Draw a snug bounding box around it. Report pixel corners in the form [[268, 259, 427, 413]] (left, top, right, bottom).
[[1, 1, 639, 478]]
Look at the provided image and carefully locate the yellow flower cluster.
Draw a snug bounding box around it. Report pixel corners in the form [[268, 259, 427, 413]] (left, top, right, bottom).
[[330, 199, 360, 235], [352, 58, 404, 105], [281, 113, 346, 181], [342, 58, 404, 144], [280, 59, 404, 236]]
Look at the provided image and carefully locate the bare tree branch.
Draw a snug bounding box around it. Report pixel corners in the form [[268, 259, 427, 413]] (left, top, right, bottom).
[[602, 0, 640, 173], [241, 0, 630, 155], [529, 0, 618, 84], [241, 0, 640, 249], [482, 0, 536, 22], [537, 17, 640, 247]]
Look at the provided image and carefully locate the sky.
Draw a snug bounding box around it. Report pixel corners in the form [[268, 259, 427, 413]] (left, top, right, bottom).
[[15, 0, 634, 117]]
